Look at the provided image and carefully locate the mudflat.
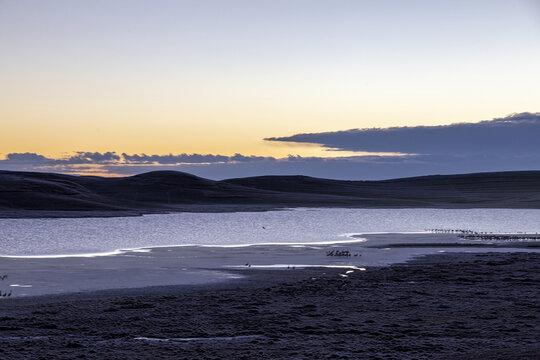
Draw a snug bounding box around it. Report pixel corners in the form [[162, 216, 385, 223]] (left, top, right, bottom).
[[0, 252, 538, 359]]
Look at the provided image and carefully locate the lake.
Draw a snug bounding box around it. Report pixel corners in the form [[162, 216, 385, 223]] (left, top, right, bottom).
[[1, 208, 539, 256]]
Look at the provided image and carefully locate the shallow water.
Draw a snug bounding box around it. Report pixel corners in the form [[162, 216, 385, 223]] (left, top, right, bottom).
[[1, 208, 539, 256]]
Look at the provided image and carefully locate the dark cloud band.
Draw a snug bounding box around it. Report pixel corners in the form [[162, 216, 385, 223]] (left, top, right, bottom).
[[265, 112, 540, 155]]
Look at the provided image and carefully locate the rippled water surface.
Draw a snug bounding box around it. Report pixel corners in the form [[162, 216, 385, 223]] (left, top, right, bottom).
[[1, 208, 539, 256]]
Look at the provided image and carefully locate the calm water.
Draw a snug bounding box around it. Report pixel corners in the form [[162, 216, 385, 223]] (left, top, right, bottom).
[[1, 208, 539, 256]]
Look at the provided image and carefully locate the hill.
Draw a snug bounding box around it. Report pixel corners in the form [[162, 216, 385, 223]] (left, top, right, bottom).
[[1, 170, 539, 217]]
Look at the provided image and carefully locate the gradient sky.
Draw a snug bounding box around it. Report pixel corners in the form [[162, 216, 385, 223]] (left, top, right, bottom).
[[1, 0, 539, 178]]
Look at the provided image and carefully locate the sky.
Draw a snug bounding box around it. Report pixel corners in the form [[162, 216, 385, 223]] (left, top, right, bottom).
[[1, 0, 539, 179]]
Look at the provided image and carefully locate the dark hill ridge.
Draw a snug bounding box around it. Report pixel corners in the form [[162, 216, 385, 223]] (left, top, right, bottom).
[[1, 170, 539, 216], [224, 171, 540, 204]]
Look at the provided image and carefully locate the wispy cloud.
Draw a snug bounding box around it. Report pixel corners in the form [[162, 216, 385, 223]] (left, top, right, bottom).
[[1, 152, 276, 167], [1, 151, 420, 179], [4, 152, 121, 165], [0, 151, 286, 177], [121, 153, 273, 164]]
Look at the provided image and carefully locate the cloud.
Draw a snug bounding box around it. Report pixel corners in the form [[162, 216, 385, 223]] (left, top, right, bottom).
[[99, 153, 540, 180], [121, 153, 273, 164], [1, 149, 539, 180], [2, 150, 425, 179], [5, 152, 49, 163], [0, 152, 274, 167], [1, 152, 121, 165], [265, 112, 540, 155], [65, 152, 121, 163], [1, 113, 539, 180], [0, 151, 285, 176]]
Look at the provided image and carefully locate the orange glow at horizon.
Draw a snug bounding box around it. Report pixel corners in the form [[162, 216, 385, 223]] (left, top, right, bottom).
[[1, 0, 539, 160]]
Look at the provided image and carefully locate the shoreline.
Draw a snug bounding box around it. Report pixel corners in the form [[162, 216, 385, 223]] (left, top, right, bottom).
[[0, 251, 538, 359], [2, 228, 538, 258], [2, 232, 539, 298], [3, 204, 540, 219]]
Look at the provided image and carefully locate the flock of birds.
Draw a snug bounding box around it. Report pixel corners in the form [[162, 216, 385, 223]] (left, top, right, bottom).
[[427, 228, 480, 234], [428, 228, 540, 241], [325, 250, 360, 257]]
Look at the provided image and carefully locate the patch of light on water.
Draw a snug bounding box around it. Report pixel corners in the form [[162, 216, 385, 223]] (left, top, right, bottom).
[[1, 249, 125, 259], [226, 264, 367, 270]]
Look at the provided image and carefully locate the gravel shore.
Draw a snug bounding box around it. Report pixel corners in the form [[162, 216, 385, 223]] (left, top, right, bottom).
[[0, 252, 538, 359]]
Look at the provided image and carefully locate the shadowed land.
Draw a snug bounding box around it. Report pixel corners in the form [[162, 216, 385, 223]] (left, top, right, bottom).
[[1, 170, 540, 217], [0, 252, 538, 359]]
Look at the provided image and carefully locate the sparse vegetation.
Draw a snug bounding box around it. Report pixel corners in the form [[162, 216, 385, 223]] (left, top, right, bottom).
[[0, 274, 11, 297]]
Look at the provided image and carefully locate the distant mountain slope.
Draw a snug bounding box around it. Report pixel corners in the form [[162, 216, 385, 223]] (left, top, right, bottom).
[[0, 170, 279, 211], [1, 170, 539, 216], [77, 171, 279, 205], [0, 171, 122, 211], [224, 171, 540, 208]]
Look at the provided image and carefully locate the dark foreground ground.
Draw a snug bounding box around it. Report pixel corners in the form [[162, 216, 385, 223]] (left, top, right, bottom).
[[0, 252, 539, 359]]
